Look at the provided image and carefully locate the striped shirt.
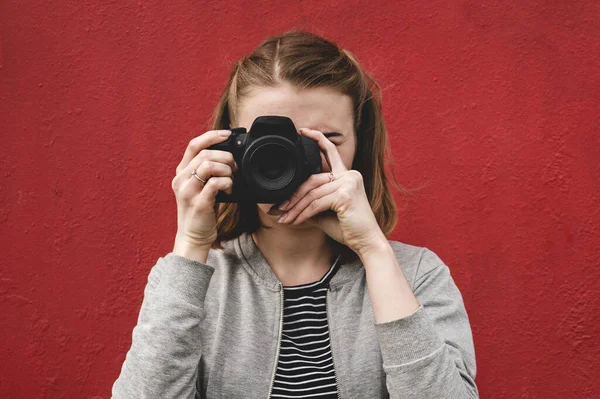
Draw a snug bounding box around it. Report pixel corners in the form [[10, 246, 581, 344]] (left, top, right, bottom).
[[270, 256, 342, 399]]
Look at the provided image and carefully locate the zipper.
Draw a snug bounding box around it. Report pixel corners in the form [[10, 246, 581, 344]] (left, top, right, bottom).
[[326, 288, 341, 399], [267, 282, 284, 399]]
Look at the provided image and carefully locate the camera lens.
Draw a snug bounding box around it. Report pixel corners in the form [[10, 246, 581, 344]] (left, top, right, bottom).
[[257, 151, 287, 180], [248, 142, 296, 191]]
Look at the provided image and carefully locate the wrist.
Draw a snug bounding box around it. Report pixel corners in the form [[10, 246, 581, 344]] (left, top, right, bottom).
[[173, 234, 212, 264], [356, 233, 391, 261]]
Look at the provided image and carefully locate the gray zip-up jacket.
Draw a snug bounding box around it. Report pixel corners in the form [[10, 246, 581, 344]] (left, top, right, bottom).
[[112, 233, 478, 398]]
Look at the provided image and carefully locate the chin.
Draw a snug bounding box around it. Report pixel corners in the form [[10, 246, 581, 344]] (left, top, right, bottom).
[[286, 220, 313, 229]]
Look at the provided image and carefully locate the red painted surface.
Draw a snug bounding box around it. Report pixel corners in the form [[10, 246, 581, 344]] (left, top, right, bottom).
[[1, 1, 599, 398]]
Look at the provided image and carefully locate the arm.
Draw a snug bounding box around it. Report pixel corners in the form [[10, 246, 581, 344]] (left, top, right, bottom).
[[111, 251, 215, 399], [360, 238, 478, 399], [113, 127, 235, 397], [272, 128, 477, 397]]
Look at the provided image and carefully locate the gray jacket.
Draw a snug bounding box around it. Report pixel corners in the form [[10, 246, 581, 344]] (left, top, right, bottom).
[[112, 233, 478, 398]]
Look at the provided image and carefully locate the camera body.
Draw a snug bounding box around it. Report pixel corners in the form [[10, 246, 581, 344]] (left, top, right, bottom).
[[209, 116, 322, 203]]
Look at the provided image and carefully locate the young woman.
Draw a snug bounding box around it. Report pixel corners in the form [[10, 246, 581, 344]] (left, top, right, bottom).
[[113, 31, 478, 398]]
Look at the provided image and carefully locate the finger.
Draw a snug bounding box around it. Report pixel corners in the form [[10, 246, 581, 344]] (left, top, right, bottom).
[[291, 191, 338, 225], [299, 128, 346, 174], [172, 150, 236, 192], [279, 173, 331, 211], [279, 180, 342, 224], [176, 130, 232, 174], [196, 176, 234, 203], [191, 149, 237, 174], [187, 160, 234, 183], [179, 174, 231, 205]]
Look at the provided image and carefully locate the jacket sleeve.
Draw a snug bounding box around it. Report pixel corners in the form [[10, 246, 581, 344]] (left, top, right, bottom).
[[374, 248, 479, 399], [112, 253, 215, 399]]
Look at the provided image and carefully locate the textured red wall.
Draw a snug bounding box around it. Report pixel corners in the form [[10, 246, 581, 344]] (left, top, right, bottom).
[[1, 1, 599, 398]]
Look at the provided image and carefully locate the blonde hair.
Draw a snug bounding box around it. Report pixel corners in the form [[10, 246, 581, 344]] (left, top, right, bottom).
[[210, 31, 403, 247]]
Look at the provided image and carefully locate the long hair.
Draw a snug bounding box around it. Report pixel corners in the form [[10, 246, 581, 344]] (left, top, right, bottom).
[[210, 31, 403, 247]]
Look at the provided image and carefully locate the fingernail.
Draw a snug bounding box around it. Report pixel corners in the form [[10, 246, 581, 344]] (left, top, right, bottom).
[[233, 162, 238, 172], [219, 130, 231, 137], [277, 214, 287, 223], [279, 201, 289, 210]]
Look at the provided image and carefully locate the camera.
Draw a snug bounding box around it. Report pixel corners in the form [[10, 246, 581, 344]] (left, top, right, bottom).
[[209, 116, 322, 203]]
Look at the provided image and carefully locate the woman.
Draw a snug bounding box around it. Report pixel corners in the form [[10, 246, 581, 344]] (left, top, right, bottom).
[[113, 31, 478, 398]]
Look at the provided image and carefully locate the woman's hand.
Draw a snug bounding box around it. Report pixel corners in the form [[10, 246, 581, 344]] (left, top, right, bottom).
[[276, 128, 387, 256], [171, 130, 237, 261]]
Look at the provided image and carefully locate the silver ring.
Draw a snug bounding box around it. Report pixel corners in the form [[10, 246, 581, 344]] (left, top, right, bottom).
[[191, 168, 206, 184]]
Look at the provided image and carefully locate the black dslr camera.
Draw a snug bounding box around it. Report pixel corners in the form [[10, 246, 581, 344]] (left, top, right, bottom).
[[209, 116, 322, 203]]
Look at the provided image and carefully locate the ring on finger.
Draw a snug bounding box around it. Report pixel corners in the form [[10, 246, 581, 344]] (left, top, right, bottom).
[[328, 172, 335, 183], [191, 168, 207, 184]]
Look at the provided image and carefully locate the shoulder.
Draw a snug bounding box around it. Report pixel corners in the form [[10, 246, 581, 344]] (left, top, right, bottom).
[[205, 238, 243, 273], [387, 240, 447, 288], [204, 236, 272, 288], [207, 238, 239, 262]]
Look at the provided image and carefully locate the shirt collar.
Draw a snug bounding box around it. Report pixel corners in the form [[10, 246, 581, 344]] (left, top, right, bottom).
[[230, 232, 364, 291]]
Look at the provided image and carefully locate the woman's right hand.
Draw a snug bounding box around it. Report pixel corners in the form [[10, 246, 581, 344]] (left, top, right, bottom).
[[171, 130, 237, 262]]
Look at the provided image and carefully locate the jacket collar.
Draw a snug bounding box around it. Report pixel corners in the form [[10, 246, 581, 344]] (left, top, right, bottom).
[[231, 233, 364, 291]]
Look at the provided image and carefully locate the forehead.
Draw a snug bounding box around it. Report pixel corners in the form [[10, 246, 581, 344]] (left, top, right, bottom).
[[236, 83, 354, 134]]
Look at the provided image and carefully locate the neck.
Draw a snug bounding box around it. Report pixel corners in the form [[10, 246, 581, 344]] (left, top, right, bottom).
[[251, 220, 335, 286]]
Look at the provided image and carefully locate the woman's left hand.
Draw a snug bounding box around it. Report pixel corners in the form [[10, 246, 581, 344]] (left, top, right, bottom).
[[276, 128, 387, 256]]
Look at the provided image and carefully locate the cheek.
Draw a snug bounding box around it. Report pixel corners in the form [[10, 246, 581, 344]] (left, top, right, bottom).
[[320, 153, 329, 172], [346, 137, 358, 168], [319, 145, 355, 172], [341, 146, 355, 169]]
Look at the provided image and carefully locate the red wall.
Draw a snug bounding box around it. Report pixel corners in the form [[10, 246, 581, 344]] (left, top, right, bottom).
[[1, 1, 599, 398]]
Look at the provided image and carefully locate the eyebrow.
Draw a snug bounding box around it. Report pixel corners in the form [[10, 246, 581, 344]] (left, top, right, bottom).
[[323, 132, 344, 138]]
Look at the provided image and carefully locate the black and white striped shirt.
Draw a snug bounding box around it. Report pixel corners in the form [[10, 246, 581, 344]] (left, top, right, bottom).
[[270, 256, 342, 399]]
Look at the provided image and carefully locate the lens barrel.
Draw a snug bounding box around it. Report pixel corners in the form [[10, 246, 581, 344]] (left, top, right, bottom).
[[247, 140, 297, 191]]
